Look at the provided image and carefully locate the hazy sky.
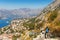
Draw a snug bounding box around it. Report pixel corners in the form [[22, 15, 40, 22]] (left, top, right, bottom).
[[0, 0, 53, 9]]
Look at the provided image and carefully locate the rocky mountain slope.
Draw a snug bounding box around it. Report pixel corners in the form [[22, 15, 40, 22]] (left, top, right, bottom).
[[22, 0, 60, 37], [43, 5, 60, 37]]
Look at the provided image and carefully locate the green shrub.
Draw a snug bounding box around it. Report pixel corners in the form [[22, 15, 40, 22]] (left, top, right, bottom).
[[12, 35, 17, 40], [48, 10, 57, 22]]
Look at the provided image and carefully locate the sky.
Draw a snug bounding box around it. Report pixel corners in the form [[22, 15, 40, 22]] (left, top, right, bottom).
[[0, 0, 53, 9]]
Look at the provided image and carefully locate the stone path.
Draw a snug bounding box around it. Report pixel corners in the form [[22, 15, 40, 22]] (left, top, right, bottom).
[[33, 30, 59, 40], [33, 38, 59, 40], [44, 38, 59, 40]]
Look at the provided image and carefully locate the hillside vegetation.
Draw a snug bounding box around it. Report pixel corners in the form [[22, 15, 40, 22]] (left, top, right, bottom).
[[43, 6, 60, 37]]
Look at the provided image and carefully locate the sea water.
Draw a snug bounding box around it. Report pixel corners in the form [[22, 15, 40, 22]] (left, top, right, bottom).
[[0, 18, 11, 28]]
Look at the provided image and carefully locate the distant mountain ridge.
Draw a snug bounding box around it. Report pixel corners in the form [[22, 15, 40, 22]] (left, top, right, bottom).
[[0, 8, 41, 20]]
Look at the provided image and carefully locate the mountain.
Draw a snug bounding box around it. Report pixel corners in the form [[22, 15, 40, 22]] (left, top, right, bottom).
[[0, 0, 60, 40], [11, 8, 41, 18], [36, 0, 60, 20], [0, 0, 60, 35], [0, 9, 15, 20], [0, 8, 41, 20]]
